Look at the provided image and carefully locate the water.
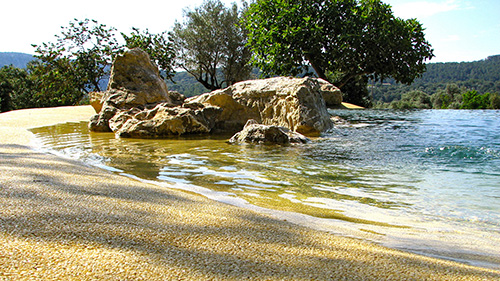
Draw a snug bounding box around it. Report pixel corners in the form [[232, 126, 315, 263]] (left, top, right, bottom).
[[30, 109, 500, 269]]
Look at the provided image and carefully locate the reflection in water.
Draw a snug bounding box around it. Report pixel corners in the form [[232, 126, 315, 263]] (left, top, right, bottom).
[[31, 109, 500, 269]]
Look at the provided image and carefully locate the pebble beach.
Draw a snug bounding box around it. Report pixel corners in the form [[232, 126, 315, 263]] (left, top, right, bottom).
[[1, 105, 499, 280]]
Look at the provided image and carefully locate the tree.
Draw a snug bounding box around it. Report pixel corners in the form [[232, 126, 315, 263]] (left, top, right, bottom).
[[431, 83, 463, 109], [244, 0, 434, 106], [390, 90, 431, 109], [32, 18, 122, 102], [490, 93, 500, 109], [122, 28, 176, 81], [460, 90, 490, 109], [27, 58, 87, 107], [0, 65, 32, 111], [172, 0, 252, 91]]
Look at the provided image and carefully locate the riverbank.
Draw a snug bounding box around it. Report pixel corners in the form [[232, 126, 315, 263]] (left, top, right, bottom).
[[1, 106, 498, 280]]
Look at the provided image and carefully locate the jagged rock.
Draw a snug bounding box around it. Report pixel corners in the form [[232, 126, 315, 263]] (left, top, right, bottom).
[[229, 120, 310, 144], [317, 78, 343, 107], [89, 48, 174, 133], [168, 91, 186, 106], [89, 48, 335, 138], [186, 76, 334, 136], [106, 48, 171, 108], [109, 103, 222, 138]]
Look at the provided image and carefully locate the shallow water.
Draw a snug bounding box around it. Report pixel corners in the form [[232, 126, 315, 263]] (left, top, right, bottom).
[[31, 109, 500, 269]]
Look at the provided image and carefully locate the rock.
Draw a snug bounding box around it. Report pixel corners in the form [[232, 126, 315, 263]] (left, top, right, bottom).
[[89, 91, 104, 113], [106, 48, 171, 108], [89, 48, 334, 138], [110, 103, 222, 138], [89, 48, 175, 133], [187, 76, 334, 136], [317, 78, 343, 107], [229, 120, 310, 144], [168, 91, 186, 106]]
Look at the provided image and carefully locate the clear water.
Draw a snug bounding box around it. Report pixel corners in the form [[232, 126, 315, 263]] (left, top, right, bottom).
[[31, 109, 500, 269]]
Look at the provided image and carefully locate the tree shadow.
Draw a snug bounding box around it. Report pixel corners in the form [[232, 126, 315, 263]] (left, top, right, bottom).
[[1, 144, 499, 279]]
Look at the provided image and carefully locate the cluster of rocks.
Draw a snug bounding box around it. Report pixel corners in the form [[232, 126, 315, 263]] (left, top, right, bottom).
[[89, 48, 343, 144]]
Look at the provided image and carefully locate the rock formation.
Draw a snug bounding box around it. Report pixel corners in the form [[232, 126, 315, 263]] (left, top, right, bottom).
[[185, 76, 336, 135], [229, 120, 310, 144], [89, 48, 340, 138], [317, 78, 343, 107]]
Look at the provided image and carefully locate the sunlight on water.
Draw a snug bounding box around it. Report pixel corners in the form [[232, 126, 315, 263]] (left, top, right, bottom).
[[31, 109, 500, 269]]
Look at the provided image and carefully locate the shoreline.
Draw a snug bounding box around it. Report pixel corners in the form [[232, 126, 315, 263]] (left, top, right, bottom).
[[1, 106, 499, 280]]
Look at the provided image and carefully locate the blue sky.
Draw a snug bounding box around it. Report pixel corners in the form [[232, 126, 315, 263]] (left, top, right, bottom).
[[1, 0, 499, 63]]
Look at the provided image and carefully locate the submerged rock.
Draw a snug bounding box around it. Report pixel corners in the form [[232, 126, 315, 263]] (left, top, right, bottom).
[[229, 119, 310, 144], [89, 48, 337, 138]]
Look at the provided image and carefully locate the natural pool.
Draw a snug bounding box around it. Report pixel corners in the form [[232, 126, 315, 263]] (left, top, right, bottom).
[[31, 109, 500, 269]]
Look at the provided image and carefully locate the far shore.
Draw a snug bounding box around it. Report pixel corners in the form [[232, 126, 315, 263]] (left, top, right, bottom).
[[1, 105, 498, 280]]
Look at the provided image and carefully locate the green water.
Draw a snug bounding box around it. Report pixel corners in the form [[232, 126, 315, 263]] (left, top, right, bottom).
[[31, 109, 500, 269]]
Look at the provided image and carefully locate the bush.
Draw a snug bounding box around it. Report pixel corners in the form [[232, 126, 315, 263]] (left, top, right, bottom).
[[460, 91, 490, 109]]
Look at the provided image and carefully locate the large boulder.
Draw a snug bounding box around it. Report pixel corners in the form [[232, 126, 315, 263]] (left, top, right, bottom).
[[186, 76, 334, 135], [317, 78, 343, 107], [89, 48, 175, 132], [106, 48, 171, 108]]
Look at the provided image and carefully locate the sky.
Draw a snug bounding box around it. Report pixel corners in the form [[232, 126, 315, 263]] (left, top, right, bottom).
[[1, 0, 499, 63]]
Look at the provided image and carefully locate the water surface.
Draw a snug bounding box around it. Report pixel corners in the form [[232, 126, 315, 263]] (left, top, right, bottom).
[[31, 109, 500, 269]]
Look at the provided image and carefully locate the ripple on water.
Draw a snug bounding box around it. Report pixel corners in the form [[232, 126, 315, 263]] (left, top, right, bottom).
[[30, 110, 500, 269]]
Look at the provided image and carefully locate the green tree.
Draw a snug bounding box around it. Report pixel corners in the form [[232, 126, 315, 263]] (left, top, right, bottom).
[[172, 0, 252, 90], [244, 0, 434, 105], [122, 28, 176, 81], [490, 93, 500, 109], [32, 18, 122, 102], [0, 65, 32, 111], [390, 90, 431, 109], [27, 58, 87, 107], [431, 83, 463, 109], [460, 90, 490, 109]]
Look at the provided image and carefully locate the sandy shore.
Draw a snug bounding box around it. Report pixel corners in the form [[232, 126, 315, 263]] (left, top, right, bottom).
[[0, 106, 499, 280]]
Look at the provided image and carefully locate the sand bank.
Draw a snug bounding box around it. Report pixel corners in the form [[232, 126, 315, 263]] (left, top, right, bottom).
[[0, 106, 498, 280]]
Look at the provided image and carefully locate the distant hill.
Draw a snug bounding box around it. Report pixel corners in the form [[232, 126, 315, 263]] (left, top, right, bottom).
[[0, 52, 34, 68], [372, 55, 500, 103]]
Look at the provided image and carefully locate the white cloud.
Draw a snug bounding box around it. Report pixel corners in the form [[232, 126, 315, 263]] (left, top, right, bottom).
[[391, 0, 464, 19]]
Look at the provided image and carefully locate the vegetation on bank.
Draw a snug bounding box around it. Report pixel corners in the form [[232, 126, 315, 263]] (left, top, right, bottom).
[[0, 0, 497, 112], [378, 87, 500, 110], [372, 55, 500, 109]]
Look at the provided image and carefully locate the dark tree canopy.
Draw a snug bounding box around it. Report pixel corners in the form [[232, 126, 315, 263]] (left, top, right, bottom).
[[244, 0, 434, 105]]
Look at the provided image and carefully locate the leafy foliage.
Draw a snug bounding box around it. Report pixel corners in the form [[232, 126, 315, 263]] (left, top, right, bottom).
[[460, 91, 491, 109], [244, 0, 434, 105], [32, 18, 122, 93], [390, 90, 432, 109], [0, 65, 32, 112], [373, 55, 500, 104], [375, 83, 500, 109], [172, 0, 252, 90]]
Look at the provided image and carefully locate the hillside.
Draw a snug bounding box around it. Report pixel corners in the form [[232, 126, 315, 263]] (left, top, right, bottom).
[[372, 55, 500, 103], [0, 52, 34, 68]]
